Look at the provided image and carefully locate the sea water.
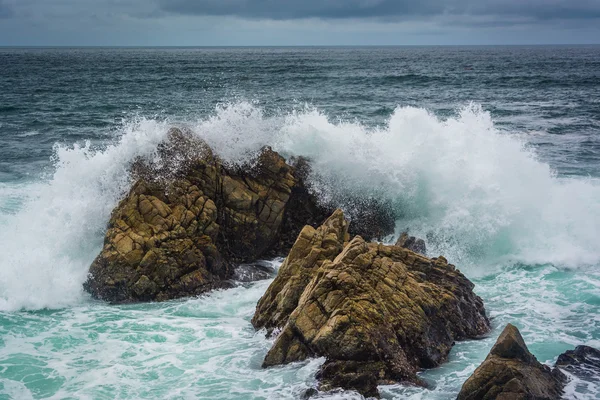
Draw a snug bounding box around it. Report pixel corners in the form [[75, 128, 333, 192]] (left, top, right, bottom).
[[1, 46, 600, 399]]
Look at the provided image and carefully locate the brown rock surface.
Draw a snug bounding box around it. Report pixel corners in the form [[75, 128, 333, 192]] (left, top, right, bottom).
[[457, 323, 566, 400], [251, 209, 349, 334], [253, 211, 490, 397], [85, 128, 319, 303]]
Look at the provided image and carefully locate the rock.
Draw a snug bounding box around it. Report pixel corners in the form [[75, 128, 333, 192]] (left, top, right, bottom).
[[300, 387, 319, 399], [555, 345, 600, 381], [85, 128, 402, 303], [457, 323, 566, 400], [344, 197, 397, 241], [85, 128, 318, 303], [396, 232, 426, 255], [251, 209, 349, 334], [264, 156, 331, 258], [232, 261, 278, 283], [254, 211, 490, 397]]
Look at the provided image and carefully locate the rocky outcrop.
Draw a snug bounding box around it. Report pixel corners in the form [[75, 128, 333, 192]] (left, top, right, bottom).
[[253, 211, 490, 397], [555, 345, 600, 382], [252, 209, 349, 334], [457, 324, 566, 400], [85, 128, 397, 304], [84, 128, 323, 303]]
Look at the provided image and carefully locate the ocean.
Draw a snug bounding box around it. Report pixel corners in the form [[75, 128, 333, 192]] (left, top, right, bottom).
[[1, 46, 600, 399]]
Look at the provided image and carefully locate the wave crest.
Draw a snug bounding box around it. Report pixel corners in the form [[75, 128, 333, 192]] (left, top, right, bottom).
[[1, 102, 599, 310]]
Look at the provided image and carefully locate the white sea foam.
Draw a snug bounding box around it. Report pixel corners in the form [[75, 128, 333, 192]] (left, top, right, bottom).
[[0, 118, 173, 311], [1, 102, 600, 311]]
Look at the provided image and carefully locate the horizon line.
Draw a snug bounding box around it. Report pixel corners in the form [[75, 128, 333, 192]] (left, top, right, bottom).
[[1, 43, 600, 48]]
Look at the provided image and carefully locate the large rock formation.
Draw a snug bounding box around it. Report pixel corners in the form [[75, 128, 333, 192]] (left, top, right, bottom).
[[253, 211, 490, 397], [84, 128, 325, 303], [457, 324, 566, 400], [85, 128, 397, 303]]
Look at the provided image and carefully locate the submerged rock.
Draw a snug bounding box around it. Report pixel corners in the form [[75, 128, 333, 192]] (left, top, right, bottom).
[[85, 128, 396, 303], [457, 323, 566, 400], [555, 345, 600, 382], [232, 261, 278, 283], [253, 210, 490, 397]]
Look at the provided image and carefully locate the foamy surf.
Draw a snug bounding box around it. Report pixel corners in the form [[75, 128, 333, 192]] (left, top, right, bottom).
[[1, 102, 600, 311], [0, 102, 599, 399]]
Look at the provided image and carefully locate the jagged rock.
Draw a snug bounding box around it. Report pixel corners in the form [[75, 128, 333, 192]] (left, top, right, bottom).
[[396, 232, 426, 255], [555, 345, 600, 381], [254, 211, 490, 397], [85, 128, 399, 303], [265, 156, 331, 257], [457, 324, 566, 400], [251, 209, 349, 334], [85, 128, 321, 303]]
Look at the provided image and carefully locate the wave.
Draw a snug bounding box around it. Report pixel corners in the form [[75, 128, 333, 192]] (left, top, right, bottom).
[[1, 102, 599, 311]]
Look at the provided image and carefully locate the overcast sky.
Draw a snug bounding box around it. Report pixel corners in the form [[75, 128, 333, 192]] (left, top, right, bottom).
[[1, 0, 599, 46]]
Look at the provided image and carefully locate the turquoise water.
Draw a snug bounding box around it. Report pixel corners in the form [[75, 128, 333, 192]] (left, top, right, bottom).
[[1, 265, 599, 399], [1, 47, 600, 399]]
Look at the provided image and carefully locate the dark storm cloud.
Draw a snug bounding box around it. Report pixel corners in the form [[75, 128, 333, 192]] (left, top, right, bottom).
[[158, 0, 600, 22], [158, 0, 442, 20]]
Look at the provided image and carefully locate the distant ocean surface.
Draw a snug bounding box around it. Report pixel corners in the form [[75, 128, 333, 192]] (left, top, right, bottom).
[[1, 46, 600, 399]]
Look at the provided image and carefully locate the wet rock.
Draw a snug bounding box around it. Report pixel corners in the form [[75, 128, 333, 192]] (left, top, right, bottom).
[[300, 387, 319, 399], [254, 210, 490, 397], [395, 232, 426, 255], [233, 261, 278, 283], [85, 128, 313, 303], [555, 345, 600, 382], [457, 323, 566, 400], [85, 128, 405, 304], [251, 209, 349, 334]]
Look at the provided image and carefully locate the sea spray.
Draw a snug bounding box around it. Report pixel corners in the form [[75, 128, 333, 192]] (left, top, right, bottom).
[[0, 118, 174, 311], [1, 102, 600, 312]]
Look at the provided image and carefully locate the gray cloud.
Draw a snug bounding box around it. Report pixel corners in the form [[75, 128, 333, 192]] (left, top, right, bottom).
[[0, 0, 14, 18], [158, 0, 600, 23], [0, 0, 599, 45], [159, 0, 441, 20]]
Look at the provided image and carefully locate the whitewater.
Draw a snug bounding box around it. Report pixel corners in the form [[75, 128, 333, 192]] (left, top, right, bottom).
[[1, 101, 600, 399]]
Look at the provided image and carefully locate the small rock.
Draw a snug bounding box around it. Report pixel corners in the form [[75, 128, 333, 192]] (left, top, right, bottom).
[[457, 323, 566, 400], [395, 232, 426, 255], [233, 262, 277, 282], [555, 345, 600, 381], [300, 387, 319, 399]]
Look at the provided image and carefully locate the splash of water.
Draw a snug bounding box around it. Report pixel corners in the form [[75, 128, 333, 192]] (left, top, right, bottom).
[[1, 102, 599, 311]]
